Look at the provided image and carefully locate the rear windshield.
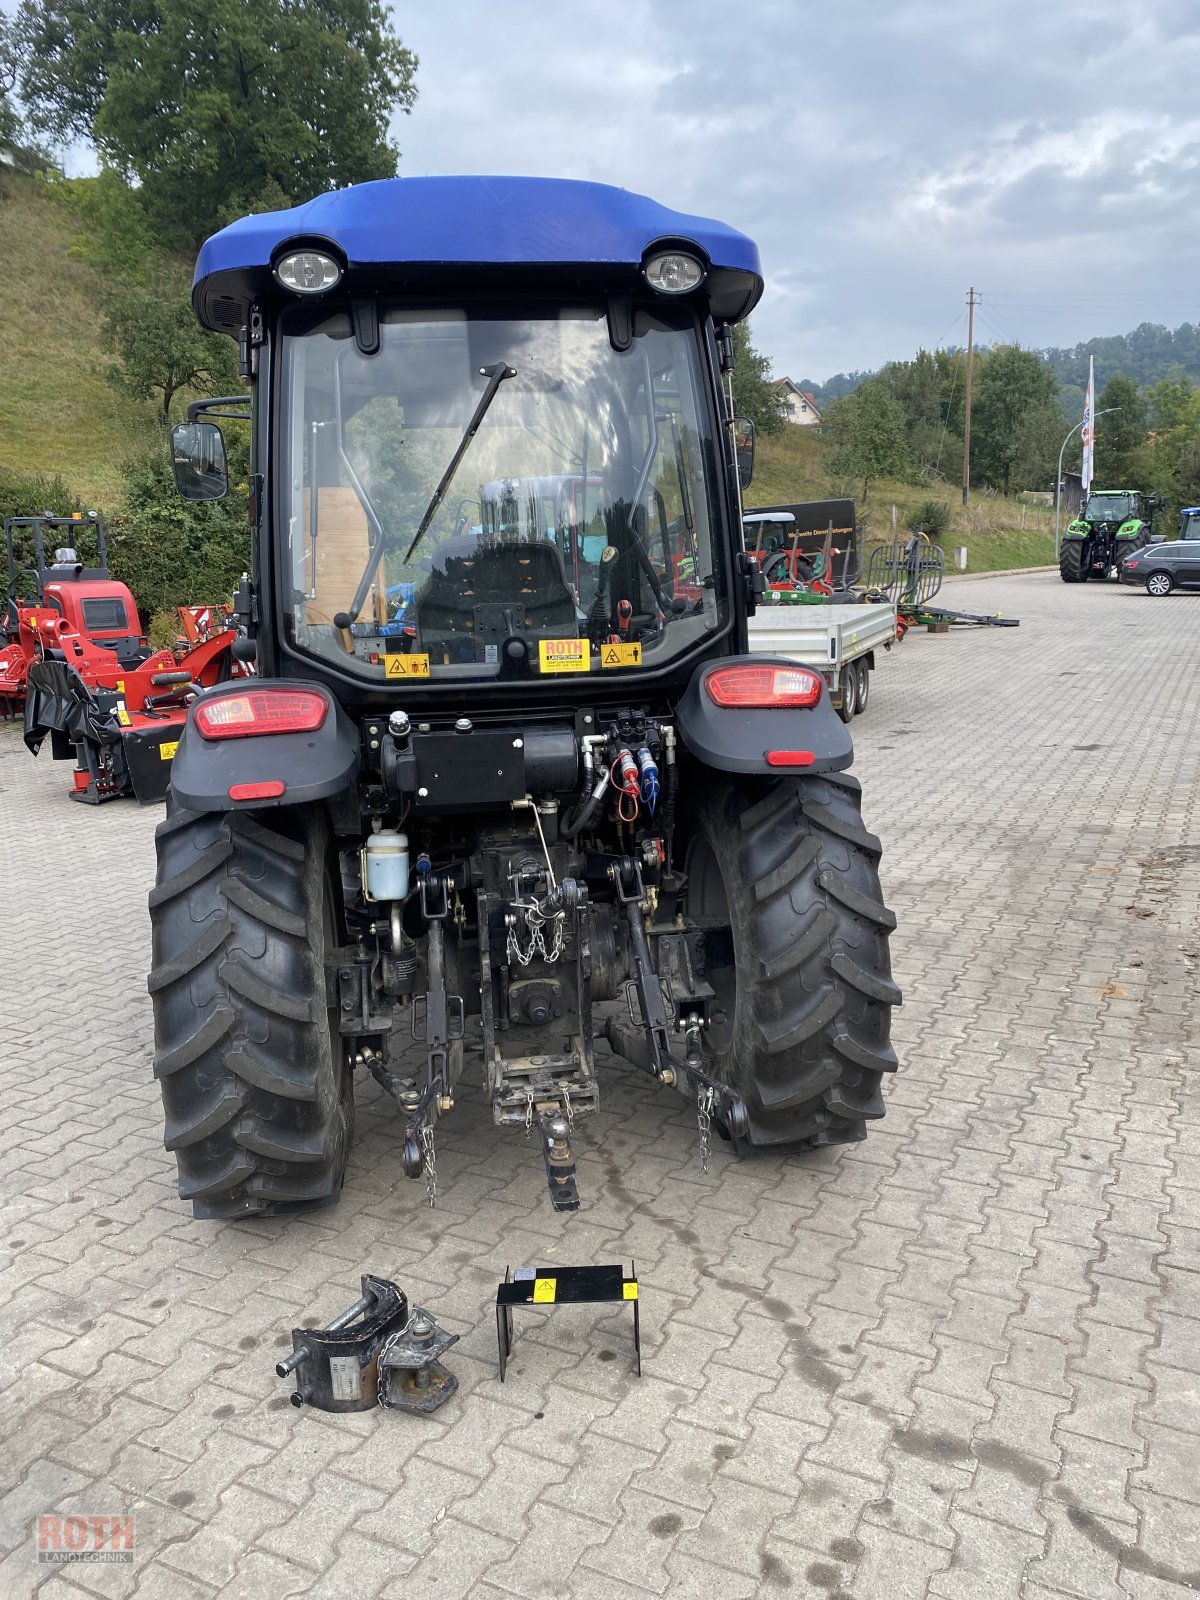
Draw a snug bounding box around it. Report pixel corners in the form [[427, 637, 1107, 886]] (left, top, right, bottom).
[[81, 598, 130, 631]]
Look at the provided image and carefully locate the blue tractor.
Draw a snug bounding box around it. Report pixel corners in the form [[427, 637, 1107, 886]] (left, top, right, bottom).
[[151, 177, 899, 1217]]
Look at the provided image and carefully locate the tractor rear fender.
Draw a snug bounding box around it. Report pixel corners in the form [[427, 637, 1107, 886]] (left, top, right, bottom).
[[674, 654, 853, 775], [168, 679, 359, 812]]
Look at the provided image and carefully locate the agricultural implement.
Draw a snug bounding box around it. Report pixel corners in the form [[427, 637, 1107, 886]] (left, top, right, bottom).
[[1, 514, 148, 716], [865, 533, 1018, 629], [744, 498, 858, 596], [6, 514, 245, 801], [149, 175, 900, 1221]]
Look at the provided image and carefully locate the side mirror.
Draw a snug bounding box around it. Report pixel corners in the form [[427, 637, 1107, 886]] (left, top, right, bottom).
[[734, 416, 756, 491], [171, 421, 229, 502]]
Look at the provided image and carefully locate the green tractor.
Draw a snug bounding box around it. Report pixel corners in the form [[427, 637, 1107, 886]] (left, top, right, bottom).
[[1059, 489, 1163, 583]]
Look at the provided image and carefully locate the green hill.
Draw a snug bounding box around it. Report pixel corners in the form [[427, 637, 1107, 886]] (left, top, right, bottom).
[[750, 425, 1059, 574], [0, 173, 157, 506]]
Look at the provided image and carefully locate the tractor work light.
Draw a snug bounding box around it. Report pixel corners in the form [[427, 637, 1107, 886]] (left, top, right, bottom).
[[643, 250, 705, 294], [195, 687, 329, 740], [274, 250, 343, 294], [704, 663, 823, 709]]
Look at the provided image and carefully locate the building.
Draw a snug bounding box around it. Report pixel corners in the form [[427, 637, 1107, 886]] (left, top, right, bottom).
[[772, 379, 822, 427]]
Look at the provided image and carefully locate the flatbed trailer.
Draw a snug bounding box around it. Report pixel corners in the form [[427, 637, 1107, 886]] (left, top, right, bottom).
[[747, 599, 897, 721]]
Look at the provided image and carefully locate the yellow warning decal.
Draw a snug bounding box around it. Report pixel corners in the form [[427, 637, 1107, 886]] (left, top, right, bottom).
[[385, 653, 430, 679], [159, 740, 179, 761], [601, 642, 642, 669], [538, 638, 589, 674], [532, 1277, 557, 1304], [623, 1281, 639, 1301], [116, 708, 131, 727], [116, 679, 125, 693]]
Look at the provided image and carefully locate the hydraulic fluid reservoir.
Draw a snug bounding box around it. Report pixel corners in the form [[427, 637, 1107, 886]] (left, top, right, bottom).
[[364, 829, 409, 901]]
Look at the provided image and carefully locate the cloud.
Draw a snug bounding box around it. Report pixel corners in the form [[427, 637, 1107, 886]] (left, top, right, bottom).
[[15, 0, 1195, 381], [392, 0, 1200, 380]]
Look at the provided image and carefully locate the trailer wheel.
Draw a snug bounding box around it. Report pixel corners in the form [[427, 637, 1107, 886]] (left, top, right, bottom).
[[148, 804, 354, 1219], [1059, 540, 1085, 583], [836, 665, 856, 722], [854, 658, 870, 715], [684, 771, 899, 1151]]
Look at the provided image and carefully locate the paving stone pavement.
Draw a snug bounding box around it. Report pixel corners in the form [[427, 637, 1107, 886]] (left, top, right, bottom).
[[1, 569, 1198, 1599]]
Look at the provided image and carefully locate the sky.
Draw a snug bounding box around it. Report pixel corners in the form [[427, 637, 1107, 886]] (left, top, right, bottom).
[[26, 0, 1200, 385], [387, 0, 1200, 384]]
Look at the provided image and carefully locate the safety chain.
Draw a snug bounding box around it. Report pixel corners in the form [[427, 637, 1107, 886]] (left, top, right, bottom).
[[421, 1123, 437, 1208], [376, 1314, 414, 1409], [696, 1085, 715, 1176], [562, 1082, 574, 1131], [506, 902, 565, 967], [524, 1093, 535, 1139]]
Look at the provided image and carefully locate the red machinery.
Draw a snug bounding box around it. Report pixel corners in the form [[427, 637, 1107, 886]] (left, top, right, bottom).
[[6, 514, 244, 802], [2, 514, 150, 716]]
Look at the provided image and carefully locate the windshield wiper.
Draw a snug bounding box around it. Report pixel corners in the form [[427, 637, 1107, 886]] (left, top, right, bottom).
[[403, 361, 517, 564], [343, 361, 516, 624]]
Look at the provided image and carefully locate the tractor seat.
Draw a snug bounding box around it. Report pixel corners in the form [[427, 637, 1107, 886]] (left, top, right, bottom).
[[414, 538, 578, 660]]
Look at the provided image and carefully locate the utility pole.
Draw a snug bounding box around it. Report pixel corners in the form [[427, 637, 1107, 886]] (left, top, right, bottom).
[[962, 287, 978, 506]]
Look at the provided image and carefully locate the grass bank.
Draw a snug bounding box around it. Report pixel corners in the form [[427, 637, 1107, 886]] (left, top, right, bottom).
[[0, 174, 157, 506], [749, 425, 1060, 572]]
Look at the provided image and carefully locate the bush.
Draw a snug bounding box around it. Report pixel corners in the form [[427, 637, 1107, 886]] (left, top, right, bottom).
[[0, 466, 80, 521], [105, 447, 251, 622], [906, 499, 951, 539]]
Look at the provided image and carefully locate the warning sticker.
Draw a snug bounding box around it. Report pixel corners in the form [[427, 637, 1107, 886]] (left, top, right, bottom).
[[385, 653, 430, 679], [601, 642, 641, 669], [116, 708, 131, 727], [538, 639, 589, 674], [159, 740, 179, 762], [622, 1281, 639, 1301], [532, 1277, 557, 1304]]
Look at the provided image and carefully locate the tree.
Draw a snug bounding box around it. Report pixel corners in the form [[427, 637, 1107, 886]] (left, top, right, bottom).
[[824, 377, 909, 501], [730, 322, 788, 437], [99, 269, 242, 423], [1094, 374, 1147, 486], [0, 13, 19, 152], [970, 345, 1064, 495], [17, 0, 418, 246]]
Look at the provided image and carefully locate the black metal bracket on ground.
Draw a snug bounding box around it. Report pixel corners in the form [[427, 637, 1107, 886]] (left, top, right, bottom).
[[276, 1274, 409, 1411], [378, 1308, 460, 1414], [496, 1263, 640, 1381]]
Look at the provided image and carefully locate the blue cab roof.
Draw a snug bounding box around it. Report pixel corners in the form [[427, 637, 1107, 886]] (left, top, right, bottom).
[[193, 175, 763, 331]]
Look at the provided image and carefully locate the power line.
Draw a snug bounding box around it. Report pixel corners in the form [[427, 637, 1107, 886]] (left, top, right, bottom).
[[934, 347, 963, 477], [963, 288, 978, 508]]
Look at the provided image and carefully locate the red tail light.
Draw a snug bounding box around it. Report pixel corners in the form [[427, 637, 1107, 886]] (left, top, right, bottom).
[[229, 780, 287, 801], [195, 687, 328, 740], [705, 664, 823, 708]]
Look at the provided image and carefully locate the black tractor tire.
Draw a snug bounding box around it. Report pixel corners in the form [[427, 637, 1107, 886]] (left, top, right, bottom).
[[1059, 540, 1085, 583], [148, 804, 355, 1219], [684, 771, 899, 1150]]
